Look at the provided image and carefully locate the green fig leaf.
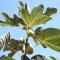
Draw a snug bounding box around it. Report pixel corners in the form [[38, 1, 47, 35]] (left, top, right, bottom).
[[34, 28, 60, 51], [44, 8, 57, 16]]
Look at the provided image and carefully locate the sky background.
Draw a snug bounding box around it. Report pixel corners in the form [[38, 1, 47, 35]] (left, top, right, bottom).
[[0, 0, 60, 60]]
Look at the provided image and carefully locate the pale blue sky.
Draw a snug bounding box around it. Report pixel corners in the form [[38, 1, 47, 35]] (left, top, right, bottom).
[[0, 0, 60, 60]]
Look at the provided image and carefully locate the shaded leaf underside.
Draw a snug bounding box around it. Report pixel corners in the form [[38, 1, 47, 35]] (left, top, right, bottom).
[[0, 56, 14, 60], [3, 39, 24, 57]]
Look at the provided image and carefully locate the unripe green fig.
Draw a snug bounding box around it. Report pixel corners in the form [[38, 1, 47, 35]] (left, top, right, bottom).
[[26, 46, 33, 54]]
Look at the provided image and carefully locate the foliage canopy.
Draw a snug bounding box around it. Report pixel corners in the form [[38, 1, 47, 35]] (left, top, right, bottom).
[[0, 1, 59, 60]]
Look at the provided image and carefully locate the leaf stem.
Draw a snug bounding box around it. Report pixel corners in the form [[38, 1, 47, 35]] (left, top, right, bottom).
[[22, 28, 29, 60]]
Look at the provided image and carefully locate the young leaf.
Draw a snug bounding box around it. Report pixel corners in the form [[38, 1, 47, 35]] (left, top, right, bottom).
[[18, 2, 57, 28]]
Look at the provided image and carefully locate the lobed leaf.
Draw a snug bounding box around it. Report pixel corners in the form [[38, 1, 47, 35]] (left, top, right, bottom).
[[34, 28, 60, 51], [0, 12, 26, 26], [31, 4, 44, 21], [30, 15, 51, 27], [18, 2, 57, 28], [3, 39, 24, 57]]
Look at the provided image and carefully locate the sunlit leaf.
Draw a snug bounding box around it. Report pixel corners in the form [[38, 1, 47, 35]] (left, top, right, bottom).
[[30, 15, 51, 27], [18, 2, 57, 28], [30, 4, 44, 26], [31, 4, 44, 21]]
